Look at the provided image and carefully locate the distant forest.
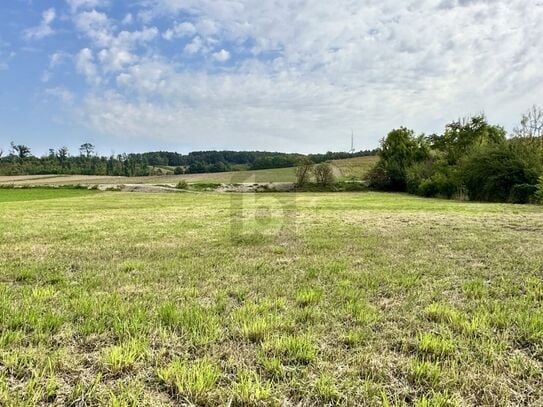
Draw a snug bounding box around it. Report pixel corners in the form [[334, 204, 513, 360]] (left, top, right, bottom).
[[0, 143, 376, 177]]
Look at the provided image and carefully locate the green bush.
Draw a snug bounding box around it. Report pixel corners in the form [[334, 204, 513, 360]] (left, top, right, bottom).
[[510, 184, 538, 204], [176, 180, 188, 190], [313, 163, 335, 187], [406, 161, 459, 198], [535, 176, 543, 204], [406, 161, 436, 195], [418, 178, 439, 197], [429, 172, 459, 198], [339, 182, 368, 192], [366, 162, 390, 190], [460, 144, 539, 203]]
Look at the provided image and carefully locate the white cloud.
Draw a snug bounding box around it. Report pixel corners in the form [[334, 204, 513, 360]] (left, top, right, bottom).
[[24, 8, 56, 40], [122, 13, 134, 25], [184, 36, 205, 54], [74, 10, 112, 46], [45, 87, 75, 104], [66, 0, 109, 12], [72, 9, 159, 74], [66, 0, 543, 151], [213, 49, 230, 62], [75, 48, 100, 85], [163, 22, 196, 40], [49, 51, 69, 68]]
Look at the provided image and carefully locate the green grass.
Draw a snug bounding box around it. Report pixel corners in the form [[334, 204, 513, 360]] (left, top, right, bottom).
[[157, 358, 220, 404], [331, 155, 378, 180], [0, 189, 542, 405], [0, 166, 298, 185], [0, 187, 98, 202]]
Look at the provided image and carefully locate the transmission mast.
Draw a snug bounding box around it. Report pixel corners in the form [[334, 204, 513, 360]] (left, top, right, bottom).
[[349, 130, 355, 154]]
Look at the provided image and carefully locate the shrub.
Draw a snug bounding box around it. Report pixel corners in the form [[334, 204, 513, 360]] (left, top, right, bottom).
[[535, 176, 543, 204], [339, 181, 368, 192], [173, 166, 184, 175], [510, 183, 538, 204], [366, 162, 390, 190], [406, 160, 436, 195], [406, 161, 460, 198], [421, 173, 459, 198], [460, 144, 540, 202], [313, 163, 335, 187], [175, 180, 188, 190]]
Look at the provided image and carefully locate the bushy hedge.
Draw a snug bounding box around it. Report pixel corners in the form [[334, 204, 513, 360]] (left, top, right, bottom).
[[460, 144, 539, 203], [368, 114, 543, 204]]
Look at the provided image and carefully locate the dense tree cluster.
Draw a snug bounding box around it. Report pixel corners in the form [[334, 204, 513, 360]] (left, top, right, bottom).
[[0, 143, 151, 177], [0, 142, 376, 177], [368, 107, 543, 204]]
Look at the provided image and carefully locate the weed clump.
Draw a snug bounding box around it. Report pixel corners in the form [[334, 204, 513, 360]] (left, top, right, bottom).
[[262, 335, 317, 365], [232, 370, 273, 404], [417, 332, 455, 358], [296, 288, 322, 307], [157, 358, 221, 404], [101, 339, 148, 373]]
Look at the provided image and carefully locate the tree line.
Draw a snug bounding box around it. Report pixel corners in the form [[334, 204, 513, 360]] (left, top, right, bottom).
[[367, 106, 543, 204], [0, 143, 151, 177], [0, 142, 376, 176]]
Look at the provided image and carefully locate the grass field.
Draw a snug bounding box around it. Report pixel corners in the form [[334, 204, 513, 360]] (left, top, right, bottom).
[[331, 156, 379, 180], [0, 166, 297, 186], [1, 188, 542, 406], [0, 156, 377, 186]]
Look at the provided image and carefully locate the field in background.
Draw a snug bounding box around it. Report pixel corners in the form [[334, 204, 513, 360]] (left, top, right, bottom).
[[330, 155, 379, 180], [0, 156, 377, 186], [1, 189, 542, 405]]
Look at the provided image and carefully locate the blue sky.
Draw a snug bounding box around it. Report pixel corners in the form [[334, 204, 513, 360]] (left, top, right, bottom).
[[1, 0, 542, 156]]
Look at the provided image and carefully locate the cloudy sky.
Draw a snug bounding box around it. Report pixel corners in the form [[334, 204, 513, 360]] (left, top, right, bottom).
[[0, 0, 542, 155]]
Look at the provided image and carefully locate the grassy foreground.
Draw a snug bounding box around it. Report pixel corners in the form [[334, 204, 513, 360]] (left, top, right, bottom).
[[0, 189, 542, 406]]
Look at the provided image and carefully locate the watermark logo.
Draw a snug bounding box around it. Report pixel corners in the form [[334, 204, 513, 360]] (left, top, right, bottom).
[[228, 172, 297, 244]]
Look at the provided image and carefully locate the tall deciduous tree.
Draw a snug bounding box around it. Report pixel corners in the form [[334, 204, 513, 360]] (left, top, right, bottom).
[[313, 162, 335, 187], [295, 157, 314, 186], [373, 127, 429, 191], [428, 115, 506, 164], [79, 143, 95, 158], [514, 105, 543, 140], [10, 142, 31, 161]]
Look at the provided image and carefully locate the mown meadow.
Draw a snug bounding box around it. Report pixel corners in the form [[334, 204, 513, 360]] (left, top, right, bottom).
[[0, 188, 542, 406]]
